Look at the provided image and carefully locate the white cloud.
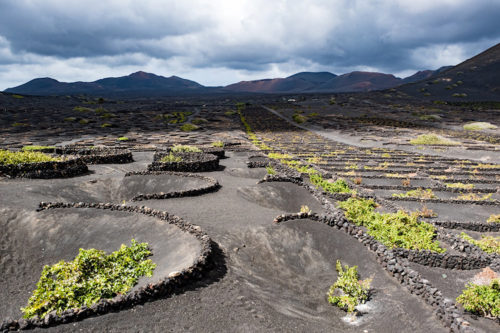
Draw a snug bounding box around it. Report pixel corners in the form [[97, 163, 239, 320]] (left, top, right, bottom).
[[0, 0, 499, 89]]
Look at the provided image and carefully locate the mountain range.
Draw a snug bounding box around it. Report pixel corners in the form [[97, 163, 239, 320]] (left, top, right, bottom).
[[4, 43, 499, 99]]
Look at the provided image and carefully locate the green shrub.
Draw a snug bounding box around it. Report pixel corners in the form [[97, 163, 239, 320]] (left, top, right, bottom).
[[12, 94, 24, 99], [64, 117, 77, 122], [456, 280, 500, 318], [211, 141, 224, 148], [101, 123, 112, 128], [171, 145, 201, 153], [79, 119, 89, 125], [327, 260, 371, 314], [309, 174, 351, 193], [21, 145, 56, 151], [463, 122, 497, 131], [455, 193, 492, 201], [445, 183, 474, 190], [21, 240, 156, 319], [266, 165, 276, 175], [0, 150, 60, 165], [117, 137, 129, 141], [224, 110, 236, 116], [73, 106, 94, 112], [460, 233, 500, 254], [392, 188, 437, 199], [292, 113, 307, 124], [487, 214, 500, 223], [338, 198, 444, 252], [180, 123, 199, 132], [410, 134, 459, 146], [160, 153, 183, 163]]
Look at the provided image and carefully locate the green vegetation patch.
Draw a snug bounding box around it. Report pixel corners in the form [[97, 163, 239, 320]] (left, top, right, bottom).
[[327, 260, 371, 314], [445, 183, 474, 190], [487, 214, 500, 223], [392, 188, 437, 199], [456, 279, 500, 318], [463, 122, 497, 131], [460, 233, 500, 254], [310, 174, 351, 194], [292, 113, 307, 124], [22, 240, 156, 319], [455, 193, 492, 201], [171, 145, 201, 153], [410, 134, 459, 146], [160, 153, 183, 163], [211, 141, 224, 148], [0, 150, 60, 165], [117, 136, 129, 141], [21, 145, 56, 151], [338, 198, 444, 252], [180, 123, 199, 132], [266, 165, 276, 175], [73, 106, 94, 112]]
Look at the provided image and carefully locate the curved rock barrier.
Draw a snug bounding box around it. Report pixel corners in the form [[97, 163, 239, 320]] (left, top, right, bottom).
[[0, 158, 88, 179], [201, 147, 225, 159], [432, 220, 500, 232], [124, 171, 221, 201], [148, 151, 219, 172], [0, 202, 217, 331], [58, 147, 134, 164], [386, 196, 500, 206], [361, 184, 498, 194], [21, 147, 134, 164]]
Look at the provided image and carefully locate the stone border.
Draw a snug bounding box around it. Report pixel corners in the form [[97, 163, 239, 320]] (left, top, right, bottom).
[[124, 171, 221, 201], [437, 230, 500, 272], [201, 147, 225, 159], [361, 184, 498, 194], [431, 220, 500, 232], [148, 151, 219, 172], [21, 147, 134, 164], [385, 196, 500, 206], [57, 148, 134, 164], [0, 157, 88, 179], [0, 202, 217, 331]]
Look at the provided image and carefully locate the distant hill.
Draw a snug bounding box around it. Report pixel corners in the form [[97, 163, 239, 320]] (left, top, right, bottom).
[[224, 72, 337, 93], [6, 63, 477, 97], [5, 71, 212, 96], [224, 70, 445, 94], [398, 43, 500, 100]]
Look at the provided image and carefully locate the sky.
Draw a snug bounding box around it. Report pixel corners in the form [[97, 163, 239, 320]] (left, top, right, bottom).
[[0, 0, 499, 90]]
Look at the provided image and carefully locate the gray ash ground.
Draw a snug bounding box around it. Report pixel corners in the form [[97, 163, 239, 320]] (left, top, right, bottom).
[[1, 92, 499, 332]]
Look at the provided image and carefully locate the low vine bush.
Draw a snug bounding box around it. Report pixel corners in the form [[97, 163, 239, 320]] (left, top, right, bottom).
[[392, 188, 437, 199], [338, 198, 445, 252], [171, 145, 201, 153], [161, 153, 183, 163], [327, 260, 371, 314], [22, 240, 156, 319], [211, 141, 224, 148], [310, 174, 351, 194], [21, 145, 56, 151], [456, 279, 500, 318], [0, 150, 61, 165], [460, 233, 500, 254], [487, 214, 500, 223]]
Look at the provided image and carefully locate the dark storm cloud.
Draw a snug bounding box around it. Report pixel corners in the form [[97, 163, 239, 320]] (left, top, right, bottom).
[[0, 0, 499, 88]]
